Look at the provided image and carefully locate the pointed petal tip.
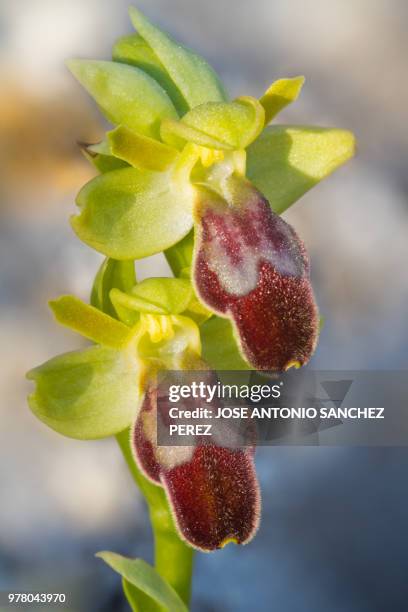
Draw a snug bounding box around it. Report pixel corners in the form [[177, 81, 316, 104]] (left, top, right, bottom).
[[65, 58, 78, 72], [343, 129, 356, 158], [65, 58, 88, 80], [129, 6, 147, 31], [25, 369, 35, 381]]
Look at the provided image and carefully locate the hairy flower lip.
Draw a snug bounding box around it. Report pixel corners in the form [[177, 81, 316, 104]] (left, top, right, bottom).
[[193, 175, 319, 371], [132, 378, 261, 552], [161, 444, 261, 551]]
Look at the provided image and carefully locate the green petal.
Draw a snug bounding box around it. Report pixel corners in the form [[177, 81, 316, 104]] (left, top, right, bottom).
[[161, 97, 264, 150], [129, 7, 227, 109], [96, 552, 187, 612], [201, 316, 250, 370], [247, 125, 356, 214], [91, 258, 136, 317], [50, 295, 131, 348], [161, 118, 232, 150], [27, 346, 139, 440], [66, 59, 177, 139], [113, 33, 188, 115], [111, 278, 193, 323], [108, 125, 178, 171], [72, 166, 194, 260], [132, 278, 192, 314], [260, 76, 304, 124], [111, 290, 161, 325]]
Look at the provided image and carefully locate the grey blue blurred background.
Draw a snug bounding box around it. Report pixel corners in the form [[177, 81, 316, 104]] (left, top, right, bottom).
[[1, 1, 407, 610]]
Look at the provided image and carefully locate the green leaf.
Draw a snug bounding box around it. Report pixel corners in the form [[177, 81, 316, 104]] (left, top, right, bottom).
[[72, 166, 194, 260], [129, 7, 227, 109], [123, 577, 158, 612], [247, 125, 356, 214], [96, 552, 188, 612], [111, 278, 193, 325], [50, 295, 131, 348], [108, 126, 178, 172], [201, 316, 250, 370], [161, 97, 265, 151], [91, 258, 136, 317], [66, 60, 177, 139], [113, 33, 188, 115], [27, 346, 139, 439], [260, 76, 304, 124]]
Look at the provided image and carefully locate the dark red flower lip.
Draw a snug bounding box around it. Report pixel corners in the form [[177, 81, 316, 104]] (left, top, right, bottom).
[[161, 444, 261, 551], [192, 175, 319, 371], [131, 380, 261, 552]]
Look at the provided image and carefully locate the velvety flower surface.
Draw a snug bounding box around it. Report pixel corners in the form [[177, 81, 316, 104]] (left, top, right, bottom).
[[193, 175, 319, 370], [133, 382, 260, 551]]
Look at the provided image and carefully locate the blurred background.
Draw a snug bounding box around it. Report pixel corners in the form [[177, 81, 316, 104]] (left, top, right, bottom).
[[1, 0, 407, 610]]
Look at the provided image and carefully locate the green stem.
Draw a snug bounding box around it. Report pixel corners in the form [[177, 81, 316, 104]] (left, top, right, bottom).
[[116, 429, 194, 610]]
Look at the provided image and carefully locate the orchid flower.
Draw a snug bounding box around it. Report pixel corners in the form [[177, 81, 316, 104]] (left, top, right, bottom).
[[27, 6, 354, 609], [27, 275, 260, 552], [65, 7, 354, 372]]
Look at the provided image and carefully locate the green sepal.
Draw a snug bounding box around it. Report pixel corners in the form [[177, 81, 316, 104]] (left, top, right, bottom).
[[97, 552, 188, 612], [72, 166, 194, 260], [165, 231, 194, 277], [111, 278, 193, 325], [113, 33, 188, 115], [88, 140, 111, 155], [247, 125, 356, 214], [66, 59, 177, 139], [27, 345, 140, 440], [201, 316, 251, 370], [91, 258, 136, 317], [49, 295, 131, 349], [80, 143, 129, 174], [108, 126, 178, 171], [260, 76, 305, 124], [184, 296, 213, 327], [161, 97, 264, 151], [183, 97, 264, 149], [129, 7, 227, 109]]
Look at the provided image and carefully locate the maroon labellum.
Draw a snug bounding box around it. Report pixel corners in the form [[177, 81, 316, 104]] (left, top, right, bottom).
[[131, 380, 260, 551], [193, 175, 319, 370]]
